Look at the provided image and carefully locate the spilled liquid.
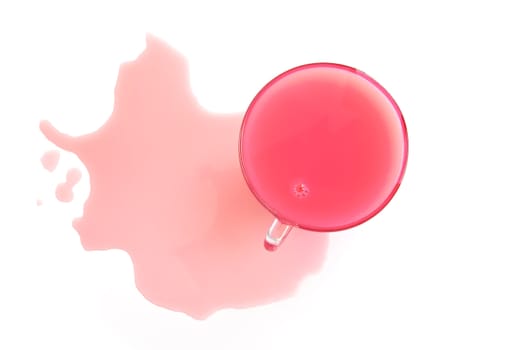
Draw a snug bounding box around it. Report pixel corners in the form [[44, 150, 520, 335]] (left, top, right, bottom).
[[40, 35, 328, 319]]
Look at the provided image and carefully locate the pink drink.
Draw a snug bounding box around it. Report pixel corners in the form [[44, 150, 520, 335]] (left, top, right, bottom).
[[239, 63, 408, 248]]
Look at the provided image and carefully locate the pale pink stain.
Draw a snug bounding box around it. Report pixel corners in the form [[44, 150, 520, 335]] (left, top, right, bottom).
[[36, 199, 43, 206], [40, 35, 329, 319], [56, 168, 82, 203], [41, 150, 60, 172]]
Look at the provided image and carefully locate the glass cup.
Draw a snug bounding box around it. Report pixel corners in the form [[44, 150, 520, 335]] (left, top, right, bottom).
[[239, 63, 408, 251]]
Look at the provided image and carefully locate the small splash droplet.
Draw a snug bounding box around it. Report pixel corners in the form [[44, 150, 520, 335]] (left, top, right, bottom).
[[41, 150, 60, 172], [56, 168, 82, 203], [293, 183, 309, 198]]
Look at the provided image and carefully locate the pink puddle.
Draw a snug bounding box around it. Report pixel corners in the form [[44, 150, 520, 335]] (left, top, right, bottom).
[[56, 168, 82, 203], [40, 35, 329, 319], [40, 150, 60, 172]]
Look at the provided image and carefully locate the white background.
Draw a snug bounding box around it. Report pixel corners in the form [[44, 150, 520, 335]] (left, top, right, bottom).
[[1, 0, 525, 349]]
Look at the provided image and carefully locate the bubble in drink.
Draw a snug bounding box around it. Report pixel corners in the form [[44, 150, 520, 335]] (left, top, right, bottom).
[[294, 183, 309, 198]]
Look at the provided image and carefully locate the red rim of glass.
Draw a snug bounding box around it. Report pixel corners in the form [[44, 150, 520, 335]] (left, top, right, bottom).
[[239, 62, 409, 232]]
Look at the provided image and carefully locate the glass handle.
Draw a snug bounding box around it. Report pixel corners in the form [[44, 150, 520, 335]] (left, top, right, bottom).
[[264, 218, 293, 251]]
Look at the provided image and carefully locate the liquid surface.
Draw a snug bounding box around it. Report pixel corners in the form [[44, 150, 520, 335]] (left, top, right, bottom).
[[39, 35, 328, 319], [240, 64, 408, 231]]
